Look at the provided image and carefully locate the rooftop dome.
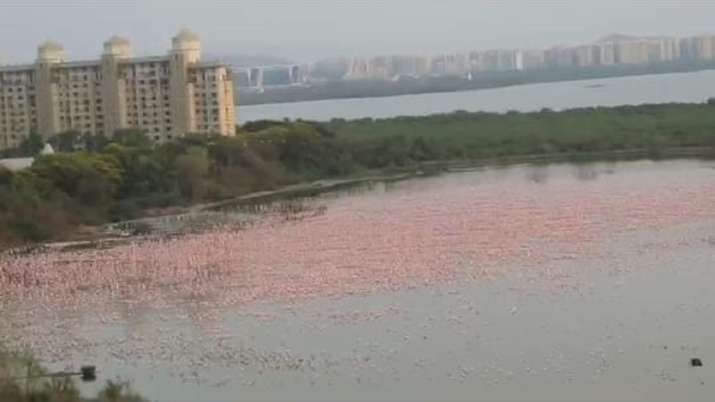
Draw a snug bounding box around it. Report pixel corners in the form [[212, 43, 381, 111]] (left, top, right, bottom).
[[174, 29, 200, 42], [171, 29, 201, 61], [105, 35, 131, 46], [37, 40, 65, 63], [103, 35, 133, 58], [38, 40, 64, 52]]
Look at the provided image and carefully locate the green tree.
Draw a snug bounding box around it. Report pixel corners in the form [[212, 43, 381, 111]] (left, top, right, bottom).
[[49, 131, 81, 152], [112, 129, 153, 149], [175, 146, 210, 202], [17, 130, 45, 157], [29, 153, 122, 222]]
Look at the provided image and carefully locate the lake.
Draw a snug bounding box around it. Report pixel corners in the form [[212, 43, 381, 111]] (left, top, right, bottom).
[[239, 70, 715, 122], [2, 159, 715, 401]]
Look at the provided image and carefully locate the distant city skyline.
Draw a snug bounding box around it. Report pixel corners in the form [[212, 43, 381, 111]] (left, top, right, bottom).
[[236, 32, 715, 89], [2, 1, 715, 64]]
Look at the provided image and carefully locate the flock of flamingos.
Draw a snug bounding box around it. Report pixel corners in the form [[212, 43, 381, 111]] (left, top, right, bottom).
[[1, 161, 714, 386]]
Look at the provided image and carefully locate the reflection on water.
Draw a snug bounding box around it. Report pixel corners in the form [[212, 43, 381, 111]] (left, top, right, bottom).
[[2, 159, 715, 402]]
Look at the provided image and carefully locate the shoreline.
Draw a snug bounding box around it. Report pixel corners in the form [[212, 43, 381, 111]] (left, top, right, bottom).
[[33, 146, 714, 252], [238, 65, 715, 107]]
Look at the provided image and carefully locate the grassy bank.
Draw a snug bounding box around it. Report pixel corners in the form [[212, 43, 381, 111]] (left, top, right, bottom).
[[0, 347, 145, 402], [2, 101, 715, 249]]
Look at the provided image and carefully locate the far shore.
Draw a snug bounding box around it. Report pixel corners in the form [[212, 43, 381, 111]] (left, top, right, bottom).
[[238, 62, 715, 106]]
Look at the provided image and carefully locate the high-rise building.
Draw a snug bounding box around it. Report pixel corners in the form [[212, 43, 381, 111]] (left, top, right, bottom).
[[367, 56, 392, 80], [545, 47, 576, 68], [691, 35, 715, 60], [521, 50, 546, 70], [657, 38, 680, 62], [677, 35, 715, 61], [594, 42, 617, 66], [572, 45, 596, 67], [468, 50, 524, 72], [614, 40, 650, 64], [0, 29, 236, 151], [596, 37, 678, 65], [431, 53, 469, 76]]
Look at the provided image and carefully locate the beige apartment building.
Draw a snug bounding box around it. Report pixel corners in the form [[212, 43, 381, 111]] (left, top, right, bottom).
[[681, 35, 715, 61], [613, 37, 680, 65], [594, 43, 617, 66], [0, 29, 236, 151], [346, 55, 432, 80]]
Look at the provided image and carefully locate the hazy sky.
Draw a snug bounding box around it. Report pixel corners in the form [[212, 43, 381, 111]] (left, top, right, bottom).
[[2, 1, 715, 64]]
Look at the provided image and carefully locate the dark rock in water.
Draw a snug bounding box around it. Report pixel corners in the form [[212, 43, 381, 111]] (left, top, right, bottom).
[[691, 358, 703, 367], [81, 366, 97, 382]]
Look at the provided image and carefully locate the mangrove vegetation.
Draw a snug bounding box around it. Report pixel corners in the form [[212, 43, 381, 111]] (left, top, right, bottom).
[[2, 101, 715, 248]]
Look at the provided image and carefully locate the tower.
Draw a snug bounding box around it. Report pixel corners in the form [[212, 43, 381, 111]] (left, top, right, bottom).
[[101, 36, 133, 137], [37, 41, 65, 64], [169, 29, 201, 136], [35, 41, 65, 138], [103, 35, 133, 59]]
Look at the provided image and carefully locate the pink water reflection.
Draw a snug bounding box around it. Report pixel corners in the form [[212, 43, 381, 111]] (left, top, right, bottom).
[[2, 161, 715, 314]]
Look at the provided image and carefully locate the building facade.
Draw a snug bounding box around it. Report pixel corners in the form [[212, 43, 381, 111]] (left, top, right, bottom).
[[345, 55, 433, 81], [680, 35, 715, 61], [0, 29, 236, 151], [572, 45, 596, 67], [520, 50, 546, 70], [594, 43, 617, 66]]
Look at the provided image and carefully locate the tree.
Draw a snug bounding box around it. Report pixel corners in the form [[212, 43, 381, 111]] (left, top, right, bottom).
[[112, 129, 152, 149], [83, 133, 110, 152], [30, 153, 122, 211], [175, 147, 210, 202], [17, 130, 45, 157], [104, 143, 175, 199], [49, 130, 81, 152]]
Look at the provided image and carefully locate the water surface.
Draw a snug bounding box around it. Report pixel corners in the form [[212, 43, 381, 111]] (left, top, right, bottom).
[[2, 159, 715, 402], [239, 70, 715, 122]]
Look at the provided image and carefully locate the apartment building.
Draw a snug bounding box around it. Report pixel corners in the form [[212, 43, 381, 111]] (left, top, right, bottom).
[[653, 38, 680, 62], [520, 50, 546, 70], [469, 50, 525, 72], [345, 55, 432, 80], [680, 35, 715, 61], [431, 53, 469, 77], [545, 47, 576, 68], [572, 45, 596, 67], [613, 40, 649, 64], [594, 42, 617, 66], [0, 29, 236, 151]]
